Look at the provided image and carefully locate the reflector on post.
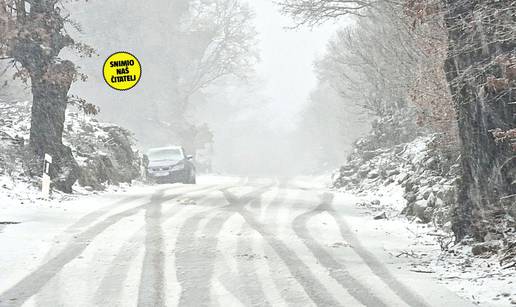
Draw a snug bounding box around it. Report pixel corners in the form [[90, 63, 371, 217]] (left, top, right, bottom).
[[42, 154, 52, 199]]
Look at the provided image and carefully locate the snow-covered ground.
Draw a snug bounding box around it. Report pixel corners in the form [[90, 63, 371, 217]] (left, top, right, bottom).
[[0, 175, 475, 306], [354, 184, 516, 307], [329, 131, 516, 306]]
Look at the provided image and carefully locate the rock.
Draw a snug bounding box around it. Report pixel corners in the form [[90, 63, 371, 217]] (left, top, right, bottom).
[[357, 166, 370, 178], [374, 212, 388, 220], [332, 133, 459, 226], [449, 163, 461, 176], [437, 186, 456, 205], [385, 163, 398, 170], [404, 192, 417, 203], [368, 171, 379, 179], [384, 178, 395, 185], [422, 188, 433, 200], [434, 197, 445, 208], [362, 150, 382, 161], [404, 180, 415, 192], [387, 169, 400, 177], [484, 232, 503, 242], [397, 173, 410, 184], [413, 200, 431, 222], [70, 124, 141, 191], [340, 165, 354, 172], [471, 241, 502, 255], [340, 169, 355, 177], [425, 157, 439, 170], [433, 175, 444, 182], [413, 199, 427, 214], [394, 144, 406, 154], [423, 207, 434, 222], [336, 177, 351, 187], [427, 192, 437, 207]]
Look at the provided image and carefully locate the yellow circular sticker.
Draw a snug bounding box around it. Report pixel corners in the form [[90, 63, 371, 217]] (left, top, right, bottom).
[[103, 51, 141, 91]]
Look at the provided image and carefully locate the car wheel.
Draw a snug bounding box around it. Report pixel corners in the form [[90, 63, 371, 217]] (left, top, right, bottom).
[[186, 171, 196, 184]]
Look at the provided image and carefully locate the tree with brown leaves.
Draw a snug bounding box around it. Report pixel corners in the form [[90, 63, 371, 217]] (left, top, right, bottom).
[[0, 0, 94, 192]]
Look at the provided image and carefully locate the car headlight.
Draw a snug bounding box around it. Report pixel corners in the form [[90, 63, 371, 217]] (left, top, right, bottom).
[[171, 164, 185, 171]]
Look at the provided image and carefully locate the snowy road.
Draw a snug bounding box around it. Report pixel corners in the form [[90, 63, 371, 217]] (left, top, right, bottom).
[[0, 176, 475, 307]]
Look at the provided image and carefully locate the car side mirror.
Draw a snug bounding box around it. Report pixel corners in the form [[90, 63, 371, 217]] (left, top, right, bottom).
[[186, 155, 193, 160]]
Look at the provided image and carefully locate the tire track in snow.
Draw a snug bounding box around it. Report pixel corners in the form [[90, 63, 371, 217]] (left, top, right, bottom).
[[0, 185, 216, 306], [236, 200, 271, 307], [216, 184, 289, 307], [137, 192, 166, 306], [174, 184, 273, 306], [136, 185, 228, 307], [60, 183, 200, 237], [228, 192, 342, 307], [61, 194, 145, 235], [215, 216, 252, 306], [256, 184, 312, 306], [292, 198, 387, 307], [0, 199, 155, 307], [323, 192, 431, 307], [175, 208, 236, 306], [95, 186, 220, 306], [262, 181, 287, 234], [32, 194, 145, 307], [94, 188, 223, 306], [92, 225, 144, 306]]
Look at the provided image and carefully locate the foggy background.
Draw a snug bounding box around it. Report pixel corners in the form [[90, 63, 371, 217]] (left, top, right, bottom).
[[64, 0, 370, 176]]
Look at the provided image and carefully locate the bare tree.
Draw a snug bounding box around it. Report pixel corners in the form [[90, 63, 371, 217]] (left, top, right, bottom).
[[175, 0, 258, 114], [158, 0, 258, 153], [315, 2, 457, 147], [279, 0, 379, 26], [297, 81, 368, 171], [280, 0, 516, 242]]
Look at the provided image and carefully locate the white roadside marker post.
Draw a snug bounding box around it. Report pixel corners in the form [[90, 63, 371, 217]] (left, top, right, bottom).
[[42, 154, 52, 199]]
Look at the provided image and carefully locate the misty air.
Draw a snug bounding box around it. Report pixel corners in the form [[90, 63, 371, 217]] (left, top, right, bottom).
[[0, 0, 515, 306]]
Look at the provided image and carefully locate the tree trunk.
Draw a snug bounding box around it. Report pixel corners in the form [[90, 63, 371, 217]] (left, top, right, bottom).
[[29, 61, 79, 193], [443, 0, 516, 241]]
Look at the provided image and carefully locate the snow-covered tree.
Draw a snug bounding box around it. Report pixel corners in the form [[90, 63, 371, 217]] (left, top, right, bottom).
[[279, 0, 516, 242], [0, 0, 94, 191]]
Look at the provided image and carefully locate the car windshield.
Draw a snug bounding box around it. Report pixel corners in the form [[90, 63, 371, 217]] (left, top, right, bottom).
[[147, 148, 183, 161]]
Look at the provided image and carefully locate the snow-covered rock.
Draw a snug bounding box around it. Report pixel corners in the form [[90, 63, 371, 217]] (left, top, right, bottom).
[[333, 134, 460, 227], [0, 100, 143, 197], [333, 128, 516, 306]]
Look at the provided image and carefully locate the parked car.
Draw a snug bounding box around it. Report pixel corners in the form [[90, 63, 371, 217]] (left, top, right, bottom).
[[145, 146, 196, 184]]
